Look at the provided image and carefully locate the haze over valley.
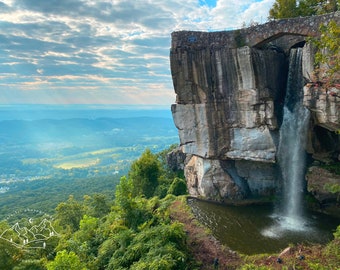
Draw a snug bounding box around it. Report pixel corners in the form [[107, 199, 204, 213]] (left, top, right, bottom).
[[0, 105, 178, 217]]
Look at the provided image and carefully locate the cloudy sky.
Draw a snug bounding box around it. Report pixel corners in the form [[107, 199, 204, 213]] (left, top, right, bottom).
[[0, 0, 275, 106]]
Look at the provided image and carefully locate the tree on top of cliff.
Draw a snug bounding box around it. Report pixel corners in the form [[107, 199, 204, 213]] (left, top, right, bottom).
[[269, 0, 339, 19], [269, 0, 299, 19]]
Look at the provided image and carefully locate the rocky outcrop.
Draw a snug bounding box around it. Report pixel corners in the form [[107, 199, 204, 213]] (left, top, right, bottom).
[[302, 43, 340, 162], [184, 156, 244, 200], [166, 146, 188, 172], [302, 43, 340, 211], [170, 13, 340, 202], [306, 166, 339, 204]]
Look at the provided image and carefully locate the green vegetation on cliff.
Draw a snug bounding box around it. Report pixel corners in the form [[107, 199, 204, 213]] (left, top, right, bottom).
[[269, 0, 339, 19], [313, 20, 340, 83]]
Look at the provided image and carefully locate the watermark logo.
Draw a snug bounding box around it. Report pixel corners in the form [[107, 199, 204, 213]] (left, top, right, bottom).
[[0, 208, 60, 249]]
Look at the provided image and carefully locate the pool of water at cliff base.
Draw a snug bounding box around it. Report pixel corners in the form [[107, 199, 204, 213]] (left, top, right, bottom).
[[188, 198, 340, 255]]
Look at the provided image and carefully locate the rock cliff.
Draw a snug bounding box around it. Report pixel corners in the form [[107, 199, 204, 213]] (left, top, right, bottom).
[[170, 13, 340, 203]]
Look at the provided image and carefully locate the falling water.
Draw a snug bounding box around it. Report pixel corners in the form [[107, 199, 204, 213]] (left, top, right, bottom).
[[277, 48, 310, 229], [262, 48, 311, 236]]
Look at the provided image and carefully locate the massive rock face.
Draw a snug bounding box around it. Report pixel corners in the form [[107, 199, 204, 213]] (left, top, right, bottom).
[[171, 47, 284, 162], [171, 46, 284, 200], [170, 13, 340, 202]]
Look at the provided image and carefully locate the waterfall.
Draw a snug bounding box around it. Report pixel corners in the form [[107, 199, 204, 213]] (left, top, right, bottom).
[[262, 48, 310, 237], [277, 48, 310, 229]]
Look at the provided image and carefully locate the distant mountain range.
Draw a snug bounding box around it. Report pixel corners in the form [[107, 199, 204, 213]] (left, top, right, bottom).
[[0, 116, 177, 144], [0, 105, 173, 121]]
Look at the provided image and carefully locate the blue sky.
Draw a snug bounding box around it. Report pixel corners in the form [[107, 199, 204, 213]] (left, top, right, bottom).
[[0, 0, 275, 105]]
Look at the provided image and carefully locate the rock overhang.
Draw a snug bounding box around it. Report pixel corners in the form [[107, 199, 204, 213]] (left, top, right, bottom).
[[170, 12, 340, 201]]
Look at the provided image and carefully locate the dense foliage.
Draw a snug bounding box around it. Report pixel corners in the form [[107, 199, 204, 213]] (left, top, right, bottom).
[[269, 0, 339, 19], [0, 175, 119, 220], [0, 145, 339, 269], [0, 147, 192, 269]]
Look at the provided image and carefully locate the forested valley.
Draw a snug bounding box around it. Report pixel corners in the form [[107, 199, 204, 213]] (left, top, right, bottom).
[[1, 146, 340, 269], [0, 146, 194, 269], [0, 108, 178, 220]]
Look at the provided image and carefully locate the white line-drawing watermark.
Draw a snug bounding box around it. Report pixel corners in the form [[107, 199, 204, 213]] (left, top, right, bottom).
[[0, 209, 60, 249]]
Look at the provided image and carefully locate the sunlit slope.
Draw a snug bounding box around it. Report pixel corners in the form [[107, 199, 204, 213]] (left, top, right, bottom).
[[0, 116, 178, 178]]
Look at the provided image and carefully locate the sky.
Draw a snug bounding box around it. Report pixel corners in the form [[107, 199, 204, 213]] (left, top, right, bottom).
[[0, 0, 275, 106]]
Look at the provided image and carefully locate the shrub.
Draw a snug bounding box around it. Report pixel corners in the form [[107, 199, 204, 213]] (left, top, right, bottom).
[[168, 177, 187, 196]]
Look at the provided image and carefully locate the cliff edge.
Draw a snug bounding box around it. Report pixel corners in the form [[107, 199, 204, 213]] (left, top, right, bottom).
[[170, 12, 340, 204]]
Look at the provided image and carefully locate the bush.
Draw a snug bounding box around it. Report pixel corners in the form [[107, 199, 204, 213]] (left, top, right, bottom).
[[108, 222, 188, 270], [46, 250, 86, 270], [168, 178, 187, 196], [13, 260, 45, 270]]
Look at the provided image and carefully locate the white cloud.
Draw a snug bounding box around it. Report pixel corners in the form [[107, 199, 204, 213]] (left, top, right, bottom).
[[0, 0, 275, 105]]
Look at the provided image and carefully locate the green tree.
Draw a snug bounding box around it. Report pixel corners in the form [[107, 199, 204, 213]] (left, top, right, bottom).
[[115, 176, 152, 230], [0, 239, 21, 269], [115, 176, 133, 212], [64, 215, 100, 266], [46, 250, 86, 270], [269, 0, 299, 19], [55, 195, 84, 232], [269, 0, 339, 19], [107, 222, 188, 270], [13, 259, 45, 270], [156, 144, 178, 174], [334, 225, 340, 239], [128, 148, 161, 198], [83, 194, 111, 218], [298, 0, 339, 15], [0, 221, 27, 268]]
